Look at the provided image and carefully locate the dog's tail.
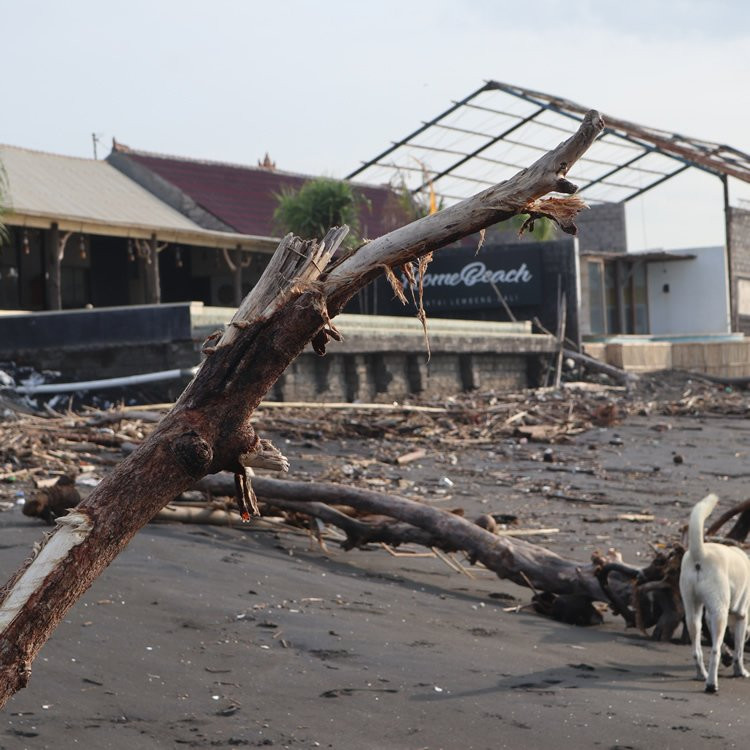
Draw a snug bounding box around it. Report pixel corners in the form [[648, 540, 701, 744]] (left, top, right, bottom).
[[687, 493, 719, 560]]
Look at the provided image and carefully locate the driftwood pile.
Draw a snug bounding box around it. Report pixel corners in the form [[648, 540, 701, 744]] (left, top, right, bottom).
[[3, 378, 750, 644]]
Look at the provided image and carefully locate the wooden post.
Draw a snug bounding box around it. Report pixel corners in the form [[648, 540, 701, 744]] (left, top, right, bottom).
[[233, 246, 244, 307], [554, 290, 567, 389], [145, 233, 161, 304], [44, 225, 72, 310], [44, 223, 61, 310]]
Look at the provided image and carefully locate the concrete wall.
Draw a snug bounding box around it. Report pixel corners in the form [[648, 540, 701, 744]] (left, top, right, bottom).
[[0, 302, 197, 350], [1, 305, 557, 400], [584, 337, 750, 378], [646, 246, 730, 335], [575, 202, 627, 254], [272, 350, 533, 402]]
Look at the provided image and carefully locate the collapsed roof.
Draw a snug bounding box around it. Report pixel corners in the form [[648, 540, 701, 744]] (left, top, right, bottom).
[[348, 80, 750, 206]]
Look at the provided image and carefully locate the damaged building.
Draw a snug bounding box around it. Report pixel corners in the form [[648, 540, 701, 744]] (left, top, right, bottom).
[[2, 80, 750, 395]]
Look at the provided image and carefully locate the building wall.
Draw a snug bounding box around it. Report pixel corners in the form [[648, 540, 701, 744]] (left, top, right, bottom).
[[575, 202, 627, 254], [646, 246, 730, 335]]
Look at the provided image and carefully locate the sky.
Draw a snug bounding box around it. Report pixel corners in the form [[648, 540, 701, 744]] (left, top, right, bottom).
[[3, 0, 750, 251]]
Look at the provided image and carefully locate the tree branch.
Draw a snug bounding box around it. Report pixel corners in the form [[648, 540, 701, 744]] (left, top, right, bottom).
[[0, 110, 604, 707], [199, 473, 605, 598]]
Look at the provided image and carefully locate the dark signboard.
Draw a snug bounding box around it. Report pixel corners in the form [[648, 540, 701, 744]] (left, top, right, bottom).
[[376, 243, 543, 315]]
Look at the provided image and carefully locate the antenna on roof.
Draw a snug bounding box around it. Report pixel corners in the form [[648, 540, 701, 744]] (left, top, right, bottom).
[[91, 132, 103, 160]]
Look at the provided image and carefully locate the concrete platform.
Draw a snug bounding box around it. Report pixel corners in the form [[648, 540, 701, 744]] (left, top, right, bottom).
[[583, 334, 750, 377]]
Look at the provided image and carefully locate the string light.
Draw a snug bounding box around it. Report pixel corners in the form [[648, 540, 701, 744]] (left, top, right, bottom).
[[79, 234, 87, 260], [22, 230, 30, 255], [127, 239, 135, 262], [175, 248, 183, 268]]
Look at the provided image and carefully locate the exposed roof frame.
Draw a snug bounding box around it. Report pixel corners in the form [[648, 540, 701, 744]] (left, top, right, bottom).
[[348, 80, 750, 207]]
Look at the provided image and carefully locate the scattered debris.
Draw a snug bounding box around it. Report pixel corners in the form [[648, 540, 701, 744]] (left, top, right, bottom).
[[3, 369, 750, 642]]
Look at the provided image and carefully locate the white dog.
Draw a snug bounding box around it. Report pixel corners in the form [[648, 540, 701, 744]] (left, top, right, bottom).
[[679, 493, 750, 693]]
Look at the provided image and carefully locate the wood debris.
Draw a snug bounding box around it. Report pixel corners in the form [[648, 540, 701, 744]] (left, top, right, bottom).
[[2, 368, 750, 645]]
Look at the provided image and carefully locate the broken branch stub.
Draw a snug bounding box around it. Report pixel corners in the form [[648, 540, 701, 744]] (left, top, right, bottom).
[[0, 110, 604, 707]]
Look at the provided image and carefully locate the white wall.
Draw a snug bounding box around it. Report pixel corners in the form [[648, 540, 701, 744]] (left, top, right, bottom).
[[646, 246, 729, 335]]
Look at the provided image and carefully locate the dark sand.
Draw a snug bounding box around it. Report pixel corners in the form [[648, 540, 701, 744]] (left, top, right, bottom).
[[2, 410, 750, 749]]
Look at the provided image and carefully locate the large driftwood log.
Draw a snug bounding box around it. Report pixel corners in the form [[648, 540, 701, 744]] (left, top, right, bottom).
[[198, 473, 605, 597], [0, 111, 604, 706]]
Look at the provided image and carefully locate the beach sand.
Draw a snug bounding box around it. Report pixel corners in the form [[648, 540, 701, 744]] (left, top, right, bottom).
[[1, 409, 749, 749]]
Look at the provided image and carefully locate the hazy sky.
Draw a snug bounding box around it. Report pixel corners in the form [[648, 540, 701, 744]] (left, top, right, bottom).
[[3, 0, 749, 250]]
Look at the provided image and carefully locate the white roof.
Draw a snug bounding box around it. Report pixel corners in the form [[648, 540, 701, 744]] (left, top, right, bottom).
[[0, 144, 275, 250]]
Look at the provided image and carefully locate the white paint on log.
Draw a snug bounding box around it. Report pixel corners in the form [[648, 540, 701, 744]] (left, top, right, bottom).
[[0, 511, 93, 630]]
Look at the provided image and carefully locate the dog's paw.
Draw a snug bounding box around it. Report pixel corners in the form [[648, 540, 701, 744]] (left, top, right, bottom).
[[705, 683, 718, 694]]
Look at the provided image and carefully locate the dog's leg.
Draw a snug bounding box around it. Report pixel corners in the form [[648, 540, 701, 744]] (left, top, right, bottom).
[[732, 613, 750, 678], [706, 608, 728, 693], [685, 602, 708, 681]]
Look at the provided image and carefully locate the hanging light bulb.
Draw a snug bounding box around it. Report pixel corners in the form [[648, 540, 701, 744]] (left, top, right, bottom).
[[79, 234, 87, 260], [127, 239, 135, 262], [175, 248, 183, 268], [22, 230, 30, 255]]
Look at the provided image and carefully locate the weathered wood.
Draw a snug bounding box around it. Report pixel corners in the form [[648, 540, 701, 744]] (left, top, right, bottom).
[[146, 233, 161, 304], [706, 498, 750, 540], [44, 224, 61, 311], [44, 226, 72, 311], [0, 111, 604, 707], [199, 473, 604, 596], [233, 246, 244, 306], [563, 348, 638, 385]]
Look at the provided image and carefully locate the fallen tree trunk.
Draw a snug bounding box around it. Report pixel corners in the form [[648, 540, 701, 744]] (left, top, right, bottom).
[[0, 110, 604, 706], [199, 473, 606, 598]]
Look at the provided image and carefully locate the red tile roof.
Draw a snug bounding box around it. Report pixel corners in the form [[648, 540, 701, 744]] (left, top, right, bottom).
[[112, 146, 406, 239]]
